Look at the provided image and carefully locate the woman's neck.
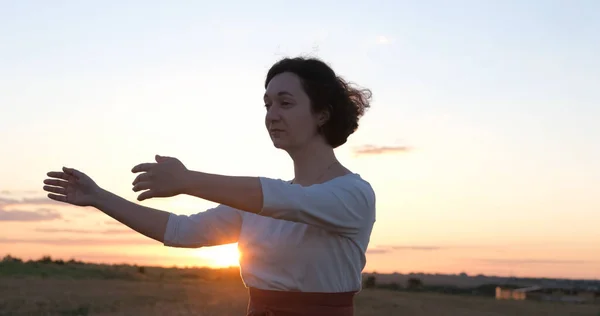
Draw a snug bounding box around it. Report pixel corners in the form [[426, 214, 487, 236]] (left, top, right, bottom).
[[289, 140, 340, 186]]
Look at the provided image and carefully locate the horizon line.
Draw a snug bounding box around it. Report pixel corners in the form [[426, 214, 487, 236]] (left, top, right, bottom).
[[3, 253, 598, 282]]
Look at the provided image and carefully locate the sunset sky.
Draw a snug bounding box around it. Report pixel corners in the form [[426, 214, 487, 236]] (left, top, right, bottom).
[[1, 1, 599, 280]]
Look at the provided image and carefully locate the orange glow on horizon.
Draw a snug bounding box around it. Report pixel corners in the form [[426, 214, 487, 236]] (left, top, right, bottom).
[[193, 244, 241, 268]]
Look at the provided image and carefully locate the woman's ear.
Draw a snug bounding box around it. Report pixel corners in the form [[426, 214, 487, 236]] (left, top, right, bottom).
[[318, 109, 330, 126]]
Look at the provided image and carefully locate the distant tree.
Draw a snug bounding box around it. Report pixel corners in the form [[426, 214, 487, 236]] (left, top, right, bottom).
[[67, 258, 83, 265], [364, 275, 377, 288], [407, 277, 423, 290], [459, 272, 468, 277], [38, 256, 53, 264], [2, 255, 22, 263]]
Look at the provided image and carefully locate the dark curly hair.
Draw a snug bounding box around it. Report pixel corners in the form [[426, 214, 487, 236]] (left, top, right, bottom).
[[265, 57, 372, 148]]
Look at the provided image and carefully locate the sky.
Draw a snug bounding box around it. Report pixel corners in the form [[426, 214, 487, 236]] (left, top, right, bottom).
[[1, 0, 599, 280]]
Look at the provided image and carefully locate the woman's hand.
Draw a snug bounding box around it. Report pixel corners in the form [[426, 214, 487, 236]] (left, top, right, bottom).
[[43, 167, 102, 206], [131, 155, 189, 202]]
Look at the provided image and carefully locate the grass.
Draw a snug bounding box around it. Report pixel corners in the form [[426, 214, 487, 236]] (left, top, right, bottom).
[[2, 277, 599, 316], [1, 258, 599, 315]]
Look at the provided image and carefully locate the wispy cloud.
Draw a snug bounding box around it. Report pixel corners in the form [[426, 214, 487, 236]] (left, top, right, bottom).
[[352, 144, 412, 156], [0, 208, 62, 222], [0, 196, 62, 207], [474, 258, 592, 265], [390, 246, 443, 251], [0, 194, 92, 220], [367, 245, 446, 254], [0, 237, 158, 246], [366, 248, 391, 254], [0, 190, 40, 196], [34, 228, 134, 234], [0, 192, 68, 222]]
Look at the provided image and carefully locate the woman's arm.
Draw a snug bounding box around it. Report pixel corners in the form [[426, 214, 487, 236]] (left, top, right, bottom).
[[93, 189, 171, 243], [163, 204, 243, 248], [94, 188, 243, 248], [181, 171, 264, 214], [181, 171, 375, 235], [130, 156, 375, 235]]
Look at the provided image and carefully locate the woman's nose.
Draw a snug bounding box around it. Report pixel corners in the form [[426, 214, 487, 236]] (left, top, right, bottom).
[[265, 106, 281, 122]]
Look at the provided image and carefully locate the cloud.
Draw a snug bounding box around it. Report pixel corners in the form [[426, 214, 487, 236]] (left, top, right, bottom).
[[352, 144, 411, 156], [0, 195, 90, 219], [34, 228, 134, 234], [0, 197, 16, 205], [475, 258, 592, 265], [376, 35, 393, 44], [0, 190, 39, 195], [367, 245, 446, 254], [0, 237, 158, 246], [390, 246, 443, 251], [0, 193, 66, 222], [0, 208, 62, 222], [0, 196, 62, 206], [366, 248, 391, 254]]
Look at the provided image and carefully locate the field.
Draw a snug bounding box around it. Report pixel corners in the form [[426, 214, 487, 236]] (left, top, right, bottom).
[[1, 259, 598, 316]]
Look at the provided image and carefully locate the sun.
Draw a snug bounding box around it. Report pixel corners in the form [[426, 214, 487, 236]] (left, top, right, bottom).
[[195, 243, 241, 268]]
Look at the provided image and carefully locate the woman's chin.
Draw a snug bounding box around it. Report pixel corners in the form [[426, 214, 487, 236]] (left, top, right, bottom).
[[271, 138, 290, 150]]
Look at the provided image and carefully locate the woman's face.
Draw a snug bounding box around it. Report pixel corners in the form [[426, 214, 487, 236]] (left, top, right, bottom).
[[263, 72, 325, 151]]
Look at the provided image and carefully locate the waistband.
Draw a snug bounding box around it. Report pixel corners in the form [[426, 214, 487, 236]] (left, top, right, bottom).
[[248, 287, 356, 307]]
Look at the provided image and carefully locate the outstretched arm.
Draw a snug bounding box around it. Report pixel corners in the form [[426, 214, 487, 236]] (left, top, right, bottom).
[[93, 189, 171, 243], [182, 172, 263, 214], [92, 189, 243, 248], [45, 166, 243, 246], [131, 155, 375, 235], [131, 156, 264, 214], [181, 171, 375, 235], [43, 167, 170, 243]]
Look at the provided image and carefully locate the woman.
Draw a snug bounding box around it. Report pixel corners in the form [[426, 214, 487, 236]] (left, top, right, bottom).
[[43, 56, 376, 316]]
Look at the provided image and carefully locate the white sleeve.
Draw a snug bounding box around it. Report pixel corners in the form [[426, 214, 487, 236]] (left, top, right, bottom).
[[258, 175, 376, 235], [163, 204, 243, 248]]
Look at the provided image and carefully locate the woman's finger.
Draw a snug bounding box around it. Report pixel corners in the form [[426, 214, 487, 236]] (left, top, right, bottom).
[[63, 167, 84, 180], [131, 163, 157, 174], [47, 193, 67, 203], [43, 179, 69, 187], [46, 171, 69, 181], [43, 185, 66, 195], [132, 181, 152, 192], [137, 189, 156, 201], [132, 172, 151, 186]]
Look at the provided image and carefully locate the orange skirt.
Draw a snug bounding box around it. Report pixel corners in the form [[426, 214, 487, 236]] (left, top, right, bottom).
[[246, 287, 356, 316]]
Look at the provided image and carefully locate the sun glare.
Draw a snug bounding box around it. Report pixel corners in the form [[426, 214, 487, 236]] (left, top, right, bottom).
[[195, 243, 241, 268]]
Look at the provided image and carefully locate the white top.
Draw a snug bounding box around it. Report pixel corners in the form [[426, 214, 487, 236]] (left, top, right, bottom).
[[162, 173, 376, 293]]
